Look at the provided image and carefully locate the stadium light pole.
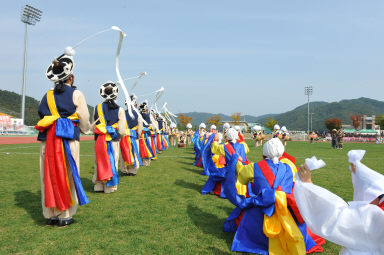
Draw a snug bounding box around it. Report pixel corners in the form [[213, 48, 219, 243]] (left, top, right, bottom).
[[20, 5, 42, 126], [310, 112, 314, 132], [304, 86, 313, 135]]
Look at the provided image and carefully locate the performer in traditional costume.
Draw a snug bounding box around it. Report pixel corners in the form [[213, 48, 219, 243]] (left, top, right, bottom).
[[234, 125, 245, 143], [169, 122, 179, 147], [281, 126, 290, 146], [209, 125, 217, 135], [149, 109, 160, 159], [223, 138, 324, 254], [223, 122, 230, 135], [162, 115, 170, 149], [294, 150, 384, 255], [201, 128, 250, 198], [178, 131, 187, 147], [186, 123, 193, 145], [252, 125, 264, 147], [93, 82, 126, 193], [120, 94, 143, 176], [138, 101, 154, 166], [36, 48, 90, 226], [156, 114, 169, 152], [192, 123, 207, 167], [272, 124, 281, 139], [154, 113, 164, 153]]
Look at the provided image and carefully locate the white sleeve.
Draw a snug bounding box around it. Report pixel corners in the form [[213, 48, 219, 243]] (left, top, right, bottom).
[[294, 181, 384, 253], [73, 90, 90, 133], [117, 107, 127, 138], [348, 150, 384, 203]]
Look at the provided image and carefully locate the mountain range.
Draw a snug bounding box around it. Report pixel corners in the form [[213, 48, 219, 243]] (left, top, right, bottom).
[[180, 97, 384, 130], [0, 89, 383, 130]]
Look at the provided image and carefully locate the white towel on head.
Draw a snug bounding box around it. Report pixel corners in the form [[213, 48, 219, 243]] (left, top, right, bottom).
[[305, 156, 326, 171]]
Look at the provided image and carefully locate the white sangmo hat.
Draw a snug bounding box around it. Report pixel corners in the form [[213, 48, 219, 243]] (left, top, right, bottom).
[[263, 138, 284, 163]]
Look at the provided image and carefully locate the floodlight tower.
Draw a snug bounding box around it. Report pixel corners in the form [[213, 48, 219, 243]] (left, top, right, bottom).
[[304, 86, 313, 135], [310, 112, 315, 132], [20, 5, 42, 126]]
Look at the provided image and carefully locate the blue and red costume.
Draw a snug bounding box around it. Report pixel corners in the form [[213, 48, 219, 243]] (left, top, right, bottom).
[[223, 154, 324, 254], [201, 136, 251, 198], [139, 112, 154, 160], [35, 87, 89, 211], [93, 102, 120, 187], [120, 109, 143, 168]]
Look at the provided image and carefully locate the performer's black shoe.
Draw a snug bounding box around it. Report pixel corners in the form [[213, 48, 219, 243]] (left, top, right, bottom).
[[58, 218, 75, 227], [46, 218, 58, 225], [128, 173, 136, 176], [121, 172, 129, 176]]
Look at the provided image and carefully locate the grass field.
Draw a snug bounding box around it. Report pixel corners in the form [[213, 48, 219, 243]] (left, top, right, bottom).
[[0, 140, 383, 254]]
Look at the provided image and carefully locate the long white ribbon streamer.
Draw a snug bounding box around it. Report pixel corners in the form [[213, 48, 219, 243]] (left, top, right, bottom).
[[117, 72, 147, 84], [130, 72, 147, 91], [112, 26, 135, 118], [117, 72, 148, 123], [67, 26, 134, 118], [71, 28, 112, 49], [150, 87, 165, 111], [161, 102, 178, 123]]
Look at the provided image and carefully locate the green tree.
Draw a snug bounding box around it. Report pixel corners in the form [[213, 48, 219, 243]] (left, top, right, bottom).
[[376, 115, 384, 130], [264, 118, 278, 130]]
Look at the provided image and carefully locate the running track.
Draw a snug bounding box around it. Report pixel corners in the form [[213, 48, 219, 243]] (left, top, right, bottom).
[[0, 136, 94, 145]]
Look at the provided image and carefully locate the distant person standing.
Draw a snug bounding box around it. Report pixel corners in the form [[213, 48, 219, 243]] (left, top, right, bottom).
[[331, 129, 338, 149], [337, 128, 344, 149], [309, 131, 317, 144]]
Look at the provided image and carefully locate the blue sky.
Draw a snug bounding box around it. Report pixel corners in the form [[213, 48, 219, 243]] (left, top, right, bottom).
[[1, 0, 383, 116]]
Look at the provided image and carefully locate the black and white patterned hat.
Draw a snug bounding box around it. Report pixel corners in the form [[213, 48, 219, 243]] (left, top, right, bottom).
[[130, 93, 138, 105], [46, 47, 75, 83], [139, 100, 148, 113], [100, 82, 119, 100]]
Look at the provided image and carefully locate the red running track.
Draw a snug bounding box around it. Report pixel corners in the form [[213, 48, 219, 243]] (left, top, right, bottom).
[[0, 136, 94, 145]]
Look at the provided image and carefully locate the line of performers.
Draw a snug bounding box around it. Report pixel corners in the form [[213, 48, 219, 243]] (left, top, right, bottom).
[[169, 123, 194, 148], [92, 84, 171, 194], [36, 51, 174, 226], [252, 123, 290, 147], [192, 123, 384, 254]]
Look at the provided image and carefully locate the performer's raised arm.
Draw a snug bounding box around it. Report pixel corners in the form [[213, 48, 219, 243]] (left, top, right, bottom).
[[294, 161, 384, 254]]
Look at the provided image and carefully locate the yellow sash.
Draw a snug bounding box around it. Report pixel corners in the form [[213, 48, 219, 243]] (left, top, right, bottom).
[[235, 180, 248, 197], [263, 191, 305, 255], [37, 90, 79, 128], [95, 103, 118, 142]]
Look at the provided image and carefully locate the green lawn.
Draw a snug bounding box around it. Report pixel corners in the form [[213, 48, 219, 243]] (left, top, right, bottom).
[[0, 140, 383, 254]]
